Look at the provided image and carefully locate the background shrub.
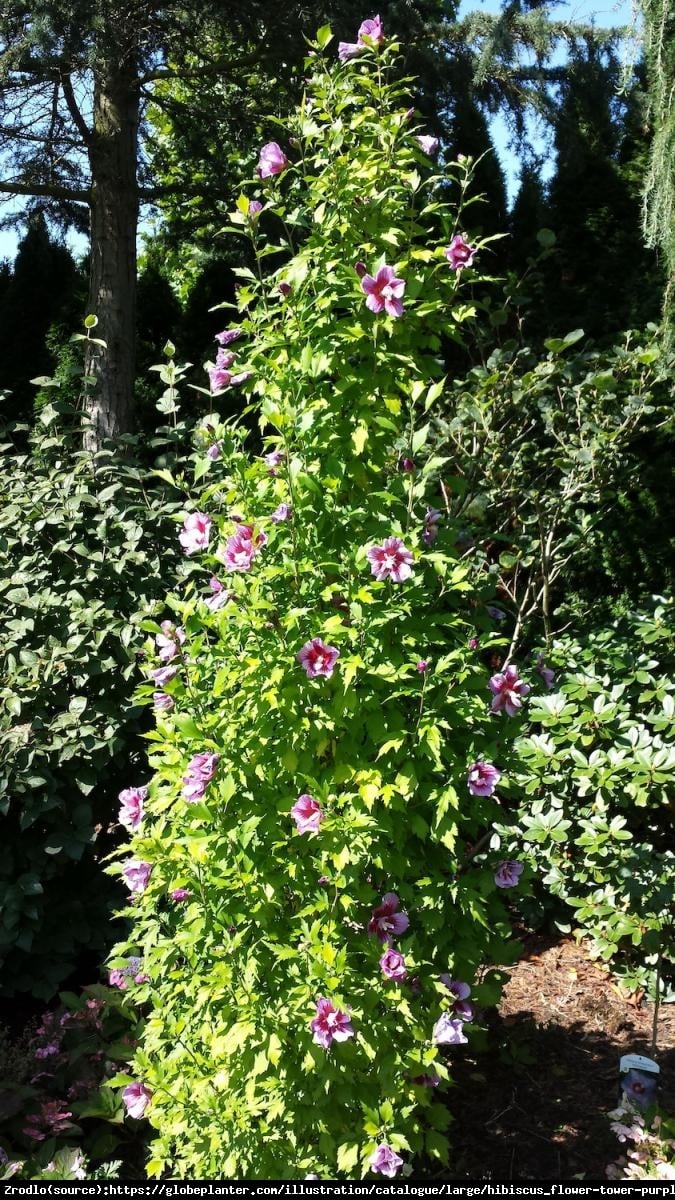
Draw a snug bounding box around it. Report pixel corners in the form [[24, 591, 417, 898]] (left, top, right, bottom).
[[0, 395, 186, 998], [505, 601, 674, 997], [430, 331, 673, 638], [0, 984, 139, 1179]]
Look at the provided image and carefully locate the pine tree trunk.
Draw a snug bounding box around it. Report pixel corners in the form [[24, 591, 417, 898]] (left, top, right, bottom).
[[84, 58, 139, 451]]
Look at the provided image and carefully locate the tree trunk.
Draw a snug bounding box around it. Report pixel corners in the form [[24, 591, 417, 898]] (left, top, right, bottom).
[[84, 56, 139, 451]]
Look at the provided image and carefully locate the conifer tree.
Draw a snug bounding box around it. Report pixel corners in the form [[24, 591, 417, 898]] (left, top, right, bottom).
[[544, 45, 660, 339], [640, 0, 675, 333], [0, 212, 82, 424], [0, 1, 338, 446]]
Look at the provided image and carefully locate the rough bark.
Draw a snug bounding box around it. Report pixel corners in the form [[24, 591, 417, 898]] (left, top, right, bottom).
[[84, 55, 139, 451]]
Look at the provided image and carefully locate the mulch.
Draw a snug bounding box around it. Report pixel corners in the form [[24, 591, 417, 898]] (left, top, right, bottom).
[[445, 932, 675, 1181]]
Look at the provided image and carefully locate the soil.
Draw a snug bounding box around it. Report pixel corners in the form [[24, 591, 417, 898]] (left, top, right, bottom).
[[445, 932, 675, 1181]]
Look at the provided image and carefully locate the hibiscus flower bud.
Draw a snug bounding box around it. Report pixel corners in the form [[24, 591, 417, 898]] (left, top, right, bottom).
[[215, 328, 242, 346], [151, 664, 178, 686], [338, 41, 363, 62], [230, 370, 253, 386], [182, 752, 219, 803], [379, 947, 408, 981]]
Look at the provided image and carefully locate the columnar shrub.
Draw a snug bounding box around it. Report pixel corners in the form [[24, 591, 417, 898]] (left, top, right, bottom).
[[111, 24, 529, 1179]]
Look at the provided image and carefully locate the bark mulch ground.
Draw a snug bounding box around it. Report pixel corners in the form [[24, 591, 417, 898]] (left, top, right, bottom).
[[446, 932, 675, 1181]]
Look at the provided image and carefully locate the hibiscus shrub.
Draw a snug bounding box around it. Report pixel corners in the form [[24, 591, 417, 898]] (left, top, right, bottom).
[[109, 23, 530, 1179]]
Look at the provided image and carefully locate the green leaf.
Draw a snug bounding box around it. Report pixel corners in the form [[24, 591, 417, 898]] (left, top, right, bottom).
[[337, 1143, 360, 1173], [316, 23, 333, 49], [30, 375, 59, 388], [544, 328, 584, 354], [352, 423, 368, 455], [412, 423, 431, 454], [424, 378, 445, 411]]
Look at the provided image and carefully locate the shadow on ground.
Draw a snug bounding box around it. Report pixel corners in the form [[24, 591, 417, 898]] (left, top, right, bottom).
[[445, 933, 675, 1181]]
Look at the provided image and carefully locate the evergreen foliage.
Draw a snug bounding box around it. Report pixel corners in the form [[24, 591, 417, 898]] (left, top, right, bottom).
[[431, 328, 673, 641], [543, 46, 661, 340], [511, 601, 675, 998], [0, 214, 83, 425], [640, 0, 675, 333]]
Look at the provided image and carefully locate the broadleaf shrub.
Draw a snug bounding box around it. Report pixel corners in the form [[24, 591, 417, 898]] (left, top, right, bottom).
[[429, 332, 673, 637], [110, 28, 536, 1180], [0, 401, 186, 998], [505, 601, 675, 997]]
